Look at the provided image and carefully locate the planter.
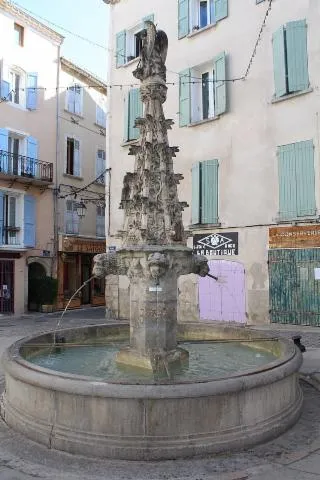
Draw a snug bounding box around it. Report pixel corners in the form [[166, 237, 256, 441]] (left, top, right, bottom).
[[40, 304, 55, 313]]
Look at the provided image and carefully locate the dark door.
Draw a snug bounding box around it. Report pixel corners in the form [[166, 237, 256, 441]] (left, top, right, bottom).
[[81, 255, 91, 304], [0, 260, 14, 313]]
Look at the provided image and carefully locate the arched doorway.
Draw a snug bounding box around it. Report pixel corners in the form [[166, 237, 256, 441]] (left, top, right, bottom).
[[199, 260, 246, 323], [28, 262, 46, 310]]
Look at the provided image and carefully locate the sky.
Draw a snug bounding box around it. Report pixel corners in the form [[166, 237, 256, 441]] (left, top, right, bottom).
[[13, 0, 109, 81]]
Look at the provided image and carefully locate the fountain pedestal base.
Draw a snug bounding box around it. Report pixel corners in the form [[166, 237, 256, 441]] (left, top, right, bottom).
[[116, 346, 189, 373]]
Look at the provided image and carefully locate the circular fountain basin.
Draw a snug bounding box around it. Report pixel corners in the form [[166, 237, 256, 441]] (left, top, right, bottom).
[[1, 323, 303, 460]]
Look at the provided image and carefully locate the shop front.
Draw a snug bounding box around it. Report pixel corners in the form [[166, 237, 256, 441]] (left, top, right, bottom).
[[269, 225, 320, 326], [57, 235, 106, 310]]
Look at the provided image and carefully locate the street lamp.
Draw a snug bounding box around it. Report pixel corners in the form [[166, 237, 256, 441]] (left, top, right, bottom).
[[76, 202, 87, 218]]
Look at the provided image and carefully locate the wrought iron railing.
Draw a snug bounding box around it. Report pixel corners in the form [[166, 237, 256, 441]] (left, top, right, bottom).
[[2, 226, 21, 246], [0, 150, 53, 182]]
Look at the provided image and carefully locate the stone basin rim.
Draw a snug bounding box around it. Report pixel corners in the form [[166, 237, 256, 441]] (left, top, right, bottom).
[[2, 323, 302, 398]]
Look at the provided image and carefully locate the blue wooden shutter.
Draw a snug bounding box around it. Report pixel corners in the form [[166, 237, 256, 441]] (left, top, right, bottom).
[[0, 60, 10, 100], [201, 159, 219, 224], [272, 26, 287, 98], [214, 52, 227, 115], [178, 0, 189, 39], [27, 136, 38, 177], [24, 195, 36, 247], [210, 0, 216, 24], [294, 140, 315, 217], [191, 162, 200, 224], [74, 86, 82, 115], [67, 87, 75, 112], [74, 140, 80, 176], [179, 69, 191, 127], [214, 0, 228, 22], [286, 20, 309, 93], [96, 105, 106, 127], [116, 30, 126, 67], [0, 128, 8, 173], [278, 144, 297, 220], [128, 88, 142, 141], [124, 94, 129, 142], [143, 14, 154, 27], [26, 73, 38, 110], [0, 191, 3, 245]]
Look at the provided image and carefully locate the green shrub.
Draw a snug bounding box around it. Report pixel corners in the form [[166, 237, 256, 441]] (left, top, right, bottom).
[[28, 276, 58, 307]]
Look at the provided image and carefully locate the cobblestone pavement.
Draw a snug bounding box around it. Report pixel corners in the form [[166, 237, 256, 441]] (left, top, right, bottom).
[[0, 310, 318, 479]]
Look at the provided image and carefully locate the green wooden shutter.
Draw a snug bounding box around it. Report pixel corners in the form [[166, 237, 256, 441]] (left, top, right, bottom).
[[143, 14, 154, 27], [178, 0, 189, 39], [179, 69, 191, 127], [272, 26, 287, 97], [192, 162, 201, 224], [278, 144, 297, 220], [286, 20, 309, 93], [214, 0, 228, 22], [128, 88, 143, 141], [201, 160, 219, 224], [294, 140, 315, 216], [214, 52, 226, 115], [116, 30, 126, 67]]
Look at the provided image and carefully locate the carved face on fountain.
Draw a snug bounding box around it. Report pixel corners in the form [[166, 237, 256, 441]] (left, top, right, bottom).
[[147, 252, 169, 282]]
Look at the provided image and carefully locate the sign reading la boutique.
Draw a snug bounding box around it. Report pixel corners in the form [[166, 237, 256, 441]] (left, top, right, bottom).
[[193, 232, 239, 256]]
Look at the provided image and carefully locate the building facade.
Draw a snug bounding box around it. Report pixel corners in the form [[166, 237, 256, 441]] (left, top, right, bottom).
[[0, 0, 63, 314], [56, 58, 107, 310], [106, 0, 320, 326]]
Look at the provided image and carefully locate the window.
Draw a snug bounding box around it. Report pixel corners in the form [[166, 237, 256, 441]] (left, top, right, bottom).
[[66, 138, 80, 176], [278, 140, 315, 221], [178, 0, 228, 39], [14, 23, 24, 46], [96, 205, 105, 237], [65, 200, 79, 234], [124, 88, 143, 142], [272, 20, 309, 98], [0, 192, 35, 247], [66, 84, 82, 115], [2, 195, 18, 245], [0, 130, 38, 178], [9, 71, 20, 104], [96, 104, 106, 127], [116, 14, 154, 67], [96, 149, 106, 184], [179, 52, 226, 126], [192, 160, 219, 225]]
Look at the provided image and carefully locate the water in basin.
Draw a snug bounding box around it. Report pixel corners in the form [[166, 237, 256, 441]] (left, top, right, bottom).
[[25, 340, 277, 384]]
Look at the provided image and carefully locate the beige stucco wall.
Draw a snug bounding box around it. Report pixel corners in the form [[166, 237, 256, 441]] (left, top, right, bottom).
[[0, 5, 61, 313], [57, 65, 107, 239], [106, 0, 320, 324]]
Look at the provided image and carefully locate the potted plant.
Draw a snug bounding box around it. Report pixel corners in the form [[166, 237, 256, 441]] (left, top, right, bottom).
[[28, 276, 58, 313]]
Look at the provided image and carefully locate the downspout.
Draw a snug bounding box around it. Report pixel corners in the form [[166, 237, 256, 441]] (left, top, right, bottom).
[[106, 3, 114, 239], [53, 45, 61, 278]]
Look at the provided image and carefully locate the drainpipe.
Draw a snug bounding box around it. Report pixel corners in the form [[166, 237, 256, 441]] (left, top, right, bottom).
[[106, 3, 114, 240], [53, 45, 61, 279]]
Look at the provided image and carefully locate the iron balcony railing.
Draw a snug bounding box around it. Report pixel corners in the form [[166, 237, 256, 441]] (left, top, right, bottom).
[[0, 150, 53, 183]]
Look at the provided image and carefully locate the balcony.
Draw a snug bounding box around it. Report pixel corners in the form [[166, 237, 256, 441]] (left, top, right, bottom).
[[2, 226, 22, 247], [0, 150, 53, 185]]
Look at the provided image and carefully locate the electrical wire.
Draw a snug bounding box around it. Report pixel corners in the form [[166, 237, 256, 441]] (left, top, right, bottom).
[[57, 169, 110, 201]]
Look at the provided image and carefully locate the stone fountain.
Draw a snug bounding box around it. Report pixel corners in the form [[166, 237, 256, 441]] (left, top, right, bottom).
[[1, 22, 303, 461], [93, 21, 208, 374]]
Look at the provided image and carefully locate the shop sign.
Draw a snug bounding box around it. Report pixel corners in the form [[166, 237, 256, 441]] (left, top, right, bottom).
[[269, 225, 320, 249], [193, 232, 238, 256], [62, 237, 106, 254]]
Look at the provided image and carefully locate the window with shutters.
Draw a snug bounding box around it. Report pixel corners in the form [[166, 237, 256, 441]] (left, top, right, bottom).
[[8, 68, 26, 106], [66, 137, 80, 176], [278, 140, 316, 221], [65, 200, 80, 235], [0, 190, 23, 246], [116, 14, 154, 67], [96, 104, 106, 128], [96, 149, 106, 184], [124, 88, 143, 142], [272, 20, 309, 99], [14, 23, 24, 47], [66, 84, 82, 115], [191, 160, 219, 225], [179, 53, 227, 126], [179, 0, 228, 39], [96, 205, 105, 237]]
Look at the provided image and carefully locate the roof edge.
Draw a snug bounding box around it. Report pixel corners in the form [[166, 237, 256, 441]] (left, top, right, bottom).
[[60, 57, 108, 94]]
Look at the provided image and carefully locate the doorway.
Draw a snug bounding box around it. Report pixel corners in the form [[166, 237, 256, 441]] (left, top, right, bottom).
[[0, 260, 14, 313], [198, 259, 246, 323], [81, 255, 92, 304]]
